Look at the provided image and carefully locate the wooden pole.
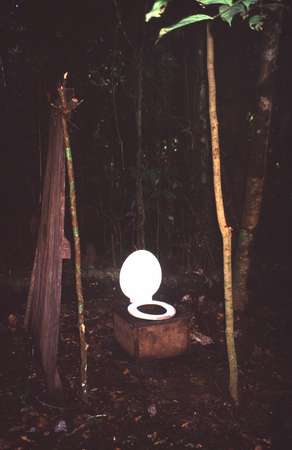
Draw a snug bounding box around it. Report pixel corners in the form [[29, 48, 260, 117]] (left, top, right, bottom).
[[206, 24, 238, 404], [58, 81, 88, 399]]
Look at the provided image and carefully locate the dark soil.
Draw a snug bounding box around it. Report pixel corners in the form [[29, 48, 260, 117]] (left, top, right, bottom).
[[0, 271, 291, 450]]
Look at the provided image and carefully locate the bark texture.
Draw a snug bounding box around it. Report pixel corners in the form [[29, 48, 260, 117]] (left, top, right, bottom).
[[24, 107, 66, 399], [206, 24, 238, 404], [233, 4, 283, 311], [58, 85, 88, 398]]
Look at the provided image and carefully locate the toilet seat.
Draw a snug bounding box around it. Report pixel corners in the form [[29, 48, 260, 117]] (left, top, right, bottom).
[[128, 300, 176, 321]]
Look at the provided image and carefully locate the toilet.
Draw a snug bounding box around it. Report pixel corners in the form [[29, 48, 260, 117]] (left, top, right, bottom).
[[119, 250, 176, 321]]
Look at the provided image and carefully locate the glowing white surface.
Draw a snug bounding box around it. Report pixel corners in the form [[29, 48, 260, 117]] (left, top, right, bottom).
[[128, 300, 176, 321], [119, 250, 176, 321]]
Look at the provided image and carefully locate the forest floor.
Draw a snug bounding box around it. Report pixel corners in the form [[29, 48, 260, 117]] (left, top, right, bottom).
[[0, 269, 291, 450]]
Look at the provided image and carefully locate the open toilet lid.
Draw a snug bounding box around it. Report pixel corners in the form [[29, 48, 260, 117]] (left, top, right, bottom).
[[119, 250, 162, 302], [119, 250, 176, 321]]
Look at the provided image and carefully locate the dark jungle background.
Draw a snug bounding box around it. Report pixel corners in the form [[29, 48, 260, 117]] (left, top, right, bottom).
[[0, 0, 291, 301], [1, 2, 292, 449]]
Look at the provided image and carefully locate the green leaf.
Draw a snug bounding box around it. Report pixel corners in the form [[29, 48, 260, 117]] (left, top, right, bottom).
[[146, 0, 169, 22], [219, 3, 245, 25], [158, 14, 214, 39], [248, 14, 264, 31], [197, 0, 233, 5], [197, 0, 258, 7], [242, 0, 258, 10]]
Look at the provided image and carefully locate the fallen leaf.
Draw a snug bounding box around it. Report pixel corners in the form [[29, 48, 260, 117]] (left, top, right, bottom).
[[147, 404, 157, 417], [20, 435, 32, 443], [190, 331, 214, 345], [8, 314, 17, 329], [133, 415, 142, 422], [35, 415, 49, 432], [154, 438, 168, 445], [147, 431, 158, 441], [54, 419, 68, 433], [181, 294, 192, 303]]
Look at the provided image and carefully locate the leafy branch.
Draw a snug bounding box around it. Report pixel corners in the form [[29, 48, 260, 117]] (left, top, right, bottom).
[[146, 0, 264, 42]]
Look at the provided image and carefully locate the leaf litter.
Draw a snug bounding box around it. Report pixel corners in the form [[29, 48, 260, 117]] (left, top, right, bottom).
[[0, 278, 291, 449]]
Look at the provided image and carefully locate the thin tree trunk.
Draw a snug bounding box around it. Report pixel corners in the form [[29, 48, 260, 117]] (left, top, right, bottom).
[[233, 4, 283, 311], [156, 198, 160, 257], [206, 24, 238, 404], [112, 84, 125, 170], [136, 50, 146, 249], [58, 83, 88, 399]]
